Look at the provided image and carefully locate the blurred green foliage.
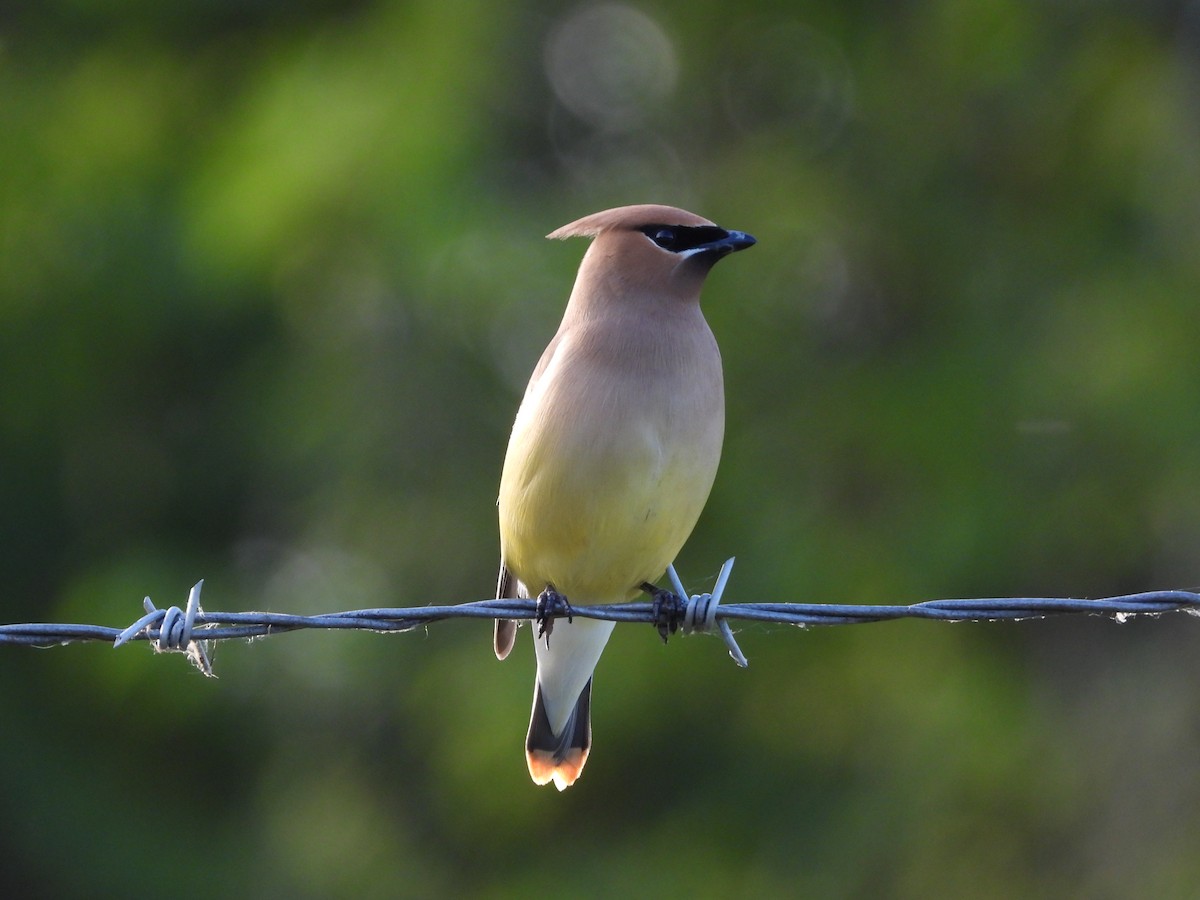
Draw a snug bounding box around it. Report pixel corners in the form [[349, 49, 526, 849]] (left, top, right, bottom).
[[2, 0, 1200, 895]]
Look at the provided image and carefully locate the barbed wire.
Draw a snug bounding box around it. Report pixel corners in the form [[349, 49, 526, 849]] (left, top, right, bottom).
[[1, 558, 1197, 676]]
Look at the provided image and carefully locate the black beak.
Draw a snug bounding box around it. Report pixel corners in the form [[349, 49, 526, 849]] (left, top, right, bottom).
[[698, 229, 757, 258], [721, 230, 756, 252]]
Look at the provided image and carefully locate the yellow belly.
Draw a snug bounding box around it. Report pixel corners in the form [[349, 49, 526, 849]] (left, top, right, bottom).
[[499, 398, 721, 603]]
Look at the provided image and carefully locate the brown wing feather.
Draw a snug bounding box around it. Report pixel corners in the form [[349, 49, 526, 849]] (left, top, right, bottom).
[[493, 563, 519, 660]]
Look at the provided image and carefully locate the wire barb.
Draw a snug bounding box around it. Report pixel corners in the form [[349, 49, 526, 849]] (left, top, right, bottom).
[[113, 581, 214, 676], [672, 558, 748, 667]]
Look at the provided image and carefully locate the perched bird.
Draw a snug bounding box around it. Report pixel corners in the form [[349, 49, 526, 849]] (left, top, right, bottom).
[[494, 204, 755, 790]]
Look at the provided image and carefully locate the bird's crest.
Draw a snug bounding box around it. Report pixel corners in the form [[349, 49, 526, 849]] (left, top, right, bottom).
[[547, 204, 715, 240]]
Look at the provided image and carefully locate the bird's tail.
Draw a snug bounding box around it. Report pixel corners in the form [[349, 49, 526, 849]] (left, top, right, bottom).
[[525, 615, 615, 789], [526, 677, 593, 791]]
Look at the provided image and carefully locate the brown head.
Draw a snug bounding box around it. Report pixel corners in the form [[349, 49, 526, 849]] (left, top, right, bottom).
[[549, 204, 756, 309]]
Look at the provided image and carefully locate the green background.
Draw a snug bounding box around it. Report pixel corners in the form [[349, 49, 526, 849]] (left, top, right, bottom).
[[3, 0, 1199, 896]]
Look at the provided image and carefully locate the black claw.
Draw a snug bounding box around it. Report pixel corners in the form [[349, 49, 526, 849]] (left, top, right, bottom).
[[535, 586, 573, 645], [641, 582, 684, 644]]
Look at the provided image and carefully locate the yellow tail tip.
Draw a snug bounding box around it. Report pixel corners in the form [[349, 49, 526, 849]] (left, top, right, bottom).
[[527, 748, 588, 791]]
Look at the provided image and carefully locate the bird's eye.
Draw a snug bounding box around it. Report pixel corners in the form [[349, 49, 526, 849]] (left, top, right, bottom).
[[650, 228, 676, 249]]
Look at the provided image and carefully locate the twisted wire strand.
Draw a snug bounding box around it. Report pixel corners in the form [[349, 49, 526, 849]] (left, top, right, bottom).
[[2, 563, 1197, 676]]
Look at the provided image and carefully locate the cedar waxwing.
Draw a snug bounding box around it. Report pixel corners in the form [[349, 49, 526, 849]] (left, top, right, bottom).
[[494, 204, 755, 790]]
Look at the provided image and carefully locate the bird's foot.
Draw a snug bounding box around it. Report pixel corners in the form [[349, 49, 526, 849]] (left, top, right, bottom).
[[641, 581, 684, 644], [535, 586, 573, 645]]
